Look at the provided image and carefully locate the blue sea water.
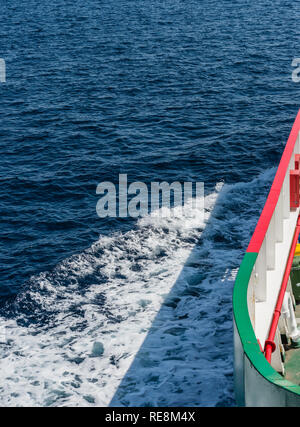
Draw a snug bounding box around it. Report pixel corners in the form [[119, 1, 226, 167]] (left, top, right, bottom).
[[0, 0, 300, 407]]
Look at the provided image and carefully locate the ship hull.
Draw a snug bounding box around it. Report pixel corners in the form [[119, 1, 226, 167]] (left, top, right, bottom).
[[233, 110, 300, 406]]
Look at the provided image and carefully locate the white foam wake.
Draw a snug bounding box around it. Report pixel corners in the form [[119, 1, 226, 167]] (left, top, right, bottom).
[[0, 170, 275, 407]]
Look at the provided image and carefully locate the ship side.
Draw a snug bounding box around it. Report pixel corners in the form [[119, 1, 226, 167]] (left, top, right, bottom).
[[233, 110, 300, 406]]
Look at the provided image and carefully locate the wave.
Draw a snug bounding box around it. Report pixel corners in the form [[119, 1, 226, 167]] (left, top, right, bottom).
[[0, 169, 275, 406]]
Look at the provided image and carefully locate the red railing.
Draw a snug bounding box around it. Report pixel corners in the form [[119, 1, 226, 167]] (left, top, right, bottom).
[[247, 109, 300, 254], [264, 215, 300, 362]]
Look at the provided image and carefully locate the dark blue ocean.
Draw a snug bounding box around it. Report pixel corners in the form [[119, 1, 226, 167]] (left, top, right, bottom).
[[0, 0, 299, 407]]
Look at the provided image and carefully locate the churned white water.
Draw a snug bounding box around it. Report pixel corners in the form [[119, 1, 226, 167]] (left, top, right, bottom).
[[0, 170, 275, 407]]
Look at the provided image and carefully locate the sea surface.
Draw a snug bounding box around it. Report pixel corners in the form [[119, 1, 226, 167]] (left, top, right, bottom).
[[0, 0, 300, 407]]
